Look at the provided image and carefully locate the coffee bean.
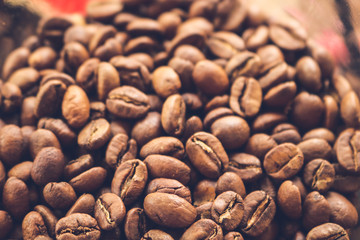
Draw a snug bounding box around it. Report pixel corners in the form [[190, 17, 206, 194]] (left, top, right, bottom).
[[214, 0, 246, 31], [303, 128, 336, 145], [38, 118, 77, 147], [161, 94, 186, 137], [140, 136, 184, 159], [180, 219, 223, 240], [124, 208, 148, 240], [43, 182, 77, 209], [303, 159, 335, 192], [225, 51, 262, 81], [211, 191, 244, 231], [0, 160, 6, 190], [111, 159, 148, 205], [76, 58, 100, 92], [203, 107, 234, 130], [193, 179, 217, 206], [33, 205, 58, 238], [207, 31, 245, 59], [264, 143, 304, 180], [62, 85, 90, 128], [298, 138, 332, 163], [277, 180, 302, 219], [131, 112, 163, 147], [1, 82, 22, 113], [146, 178, 191, 203], [252, 112, 287, 133], [144, 192, 197, 228], [141, 229, 174, 240], [216, 172, 246, 198], [272, 123, 301, 144], [0, 124, 24, 166], [2, 47, 30, 80], [240, 190, 276, 237], [96, 62, 120, 101], [66, 194, 95, 216], [335, 128, 360, 173], [3, 177, 30, 219], [22, 211, 49, 240], [302, 191, 330, 230], [152, 66, 181, 98], [55, 213, 101, 240], [69, 167, 107, 193], [78, 118, 111, 150], [8, 67, 39, 95], [295, 56, 322, 92], [243, 25, 269, 50], [228, 153, 263, 182], [28, 46, 57, 70], [332, 163, 360, 193], [63, 154, 94, 180], [86, 0, 123, 21], [105, 133, 137, 169], [306, 223, 349, 240], [263, 81, 297, 108], [94, 193, 126, 231], [340, 91, 360, 128], [229, 76, 262, 118], [186, 131, 229, 179], [269, 19, 307, 50], [224, 232, 244, 240], [0, 210, 13, 239], [245, 133, 278, 160], [62, 42, 89, 74], [29, 129, 61, 159]]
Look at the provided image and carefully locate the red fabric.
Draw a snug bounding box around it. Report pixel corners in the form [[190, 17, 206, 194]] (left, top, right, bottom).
[[44, 0, 89, 14]]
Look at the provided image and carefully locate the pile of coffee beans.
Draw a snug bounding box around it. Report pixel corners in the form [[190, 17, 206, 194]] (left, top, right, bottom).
[[1, 0, 360, 239]]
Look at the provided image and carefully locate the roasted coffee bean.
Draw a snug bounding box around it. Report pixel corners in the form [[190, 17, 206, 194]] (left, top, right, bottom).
[[203, 107, 234, 130], [243, 25, 269, 50], [264, 143, 304, 180], [3, 177, 30, 220], [29, 129, 61, 159], [306, 223, 349, 240], [69, 167, 107, 193], [228, 153, 263, 182], [193, 60, 229, 96], [9, 162, 33, 183], [31, 147, 65, 186], [2, 47, 30, 80], [303, 159, 335, 192], [22, 211, 49, 240], [340, 91, 360, 128], [186, 131, 229, 179], [111, 159, 148, 205], [1, 82, 22, 113], [326, 191, 358, 229], [240, 190, 276, 237], [332, 163, 360, 193], [76, 58, 100, 92], [144, 192, 197, 228], [66, 194, 95, 216], [298, 138, 332, 163], [295, 56, 322, 92], [63, 154, 94, 180], [21, 97, 37, 126], [214, 0, 247, 31], [180, 219, 223, 240], [229, 76, 262, 118], [161, 94, 186, 137], [62, 42, 89, 74], [33, 205, 58, 238], [277, 180, 302, 219], [141, 229, 174, 240], [131, 112, 163, 147], [193, 179, 217, 206], [245, 133, 277, 160], [303, 128, 336, 145], [196, 202, 213, 220], [106, 86, 150, 119], [77, 118, 111, 150], [28, 46, 57, 70], [335, 128, 360, 173], [62, 85, 90, 128], [224, 232, 244, 240], [0, 124, 24, 166], [269, 19, 307, 50], [211, 191, 244, 231], [96, 62, 120, 101], [43, 182, 77, 209], [8, 67, 39, 95], [38, 118, 77, 147], [0, 160, 6, 190], [263, 81, 297, 108], [252, 112, 287, 133], [207, 31, 245, 59], [94, 193, 126, 231], [105, 133, 137, 169], [271, 123, 301, 144], [0, 210, 13, 239], [152, 66, 181, 98], [144, 154, 191, 185], [124, 208, 148, 240], [302, 191, 330, 230], [225, 51, 262, 81], [216, 172, 246, 198], [55, 213, 101, 240], [140, 136, 184, 159]]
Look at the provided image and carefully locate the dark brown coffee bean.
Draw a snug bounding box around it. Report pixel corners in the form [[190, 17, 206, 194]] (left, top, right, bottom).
[[211, 191, 244, 231], [141, 229, 174, 240], [21, 97, 37, 126], [140, 136, 185, 160], [335, 128, 360, 173], [78, 118, 111, 150], [291, 92, 325, 131], [224, 232, 244, 240], [40, 72, 75, 87], [34, 80, 67, 118], [207, 31, 245, 59], [66, 194, 95, 216], [216, 172, 246, 198], [62, 42, 89, 74], [303, 159, 335, 193], [228, 153, 263, 182], [252, 112, 287, 133], [111, 159, 148, 205], [243, 25, 269, 50], [76, 58, 100, 92], [295, 56, 322, 92], [124, 208, 148, 240], [245, 133, 278, 160], [1, 82, 22, 113], [161, 94, 186, 137], [110, 56, 151, 92], [326, 191, 358, 229], [148, 94, 163, 112], [302, 191, 330, 230], [340, 91, 360, 128], [186, 131, 229, 179], [0, 160, 6, 190], [3, 177, 30, 219], [29, 129, 61, 159], [303, 128, 336, 145], [180, 219, 223, 240], [28, 46, 57, 70], [8, 67, 39, 95], [144, 154, 191, 185], [89, 25, 116, 54], [38, 118, 76, 147], [193, 60, 229, 96], [264, 143, 304, 180], [225, 51, 262, 81], [62, 85, 90, 128], [152, 66, 181, 98], [63, 154, 94, 180], [271, 123, 301, 144], [193, 179, 217, 206], [8, 161, 33, 182], [144, 192, 196, 228], [33, 205, 58, 238], [43, 182, 77, 209], [131, 112, 163, 147], [203, 107, 233, 130], [240, 190, 276, 237], [306, 223, 349, 240], [55, 213, 101, 240], [181, 93, 203, 112], [229, 76, 262, 118], [94, 193, 126, 231], [2, 47, 30, 80], [95, 62, 120, 101], [269, 19, 307, 50], [106, 86, 150, 119], [211, 115, 250, 150], [22, 211, 49, 240], [264, 81, 297, 108], [277, 180, 302, 219], [298, 138, 332, 163], [146, 178, 191, 203], [105, 133, 137, 169], [0, 124, 24, 166], [31, 147, 65, 186], [173, 45, 206, 65], [214, 0, 246, 31], [0, 210, 13, 239], [69, 167, 107, 193]]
